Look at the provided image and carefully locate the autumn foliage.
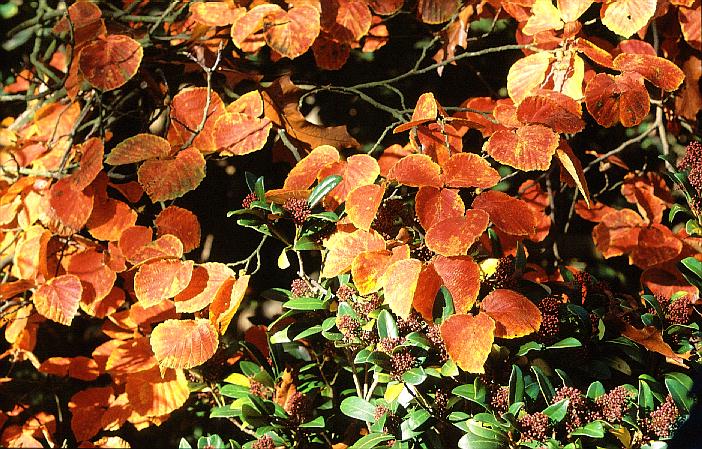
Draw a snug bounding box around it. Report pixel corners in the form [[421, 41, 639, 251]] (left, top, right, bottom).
[[0, 0, 700, 448]]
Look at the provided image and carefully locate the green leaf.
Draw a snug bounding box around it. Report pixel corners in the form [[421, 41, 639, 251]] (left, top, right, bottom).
[[669, 204, 692, 222], [570, 421, 605, 438], [547, 337, 582, 349], [2, 24, 39, 51], [219, 384, 250, 399], [293, 236, 322, 251], [308, 175, 342, 208], [294, 325, 323, 340], [407, 408, 431, 430], [210, 406, 239, 418], [586, 381, 605, 400], [531, 366, 555, 403], [509, 365, 524, 405], [680, 256, 702, 288], [402, 367, 427, 385], [340, 396, 376, 422], [515, 242, 527, 273], [300, 415, 326, 428], [438, 286, 455, 323], [254, 176, 265, 201], [198, 435, 225, 449], [284, 297, 325, 310], [349, 433, 395, 449], [665, 373, 693, 413], [457, 420, 509, 449], [308, 211, 340, 222], [441, 359, 459, 377], [638, 379, 654, 413], [179, 438, 193, 448], [543, 399, 569, 422], [244, 172, 258, 193], [377, 310, 399, 339], [516, 341, 543, 356]]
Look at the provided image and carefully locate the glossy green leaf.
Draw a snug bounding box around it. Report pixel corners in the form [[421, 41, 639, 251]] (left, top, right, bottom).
[[340, 396, 376, 422], [543, 399, 569, 422], [308, 175, 342, 208], [509, 365, 524, 405], [377, 310, 399, 339], [349, 433, 395, 449], [570, 420, 605, 438]]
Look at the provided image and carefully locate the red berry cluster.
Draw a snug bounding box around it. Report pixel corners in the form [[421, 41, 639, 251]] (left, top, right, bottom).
[[284, 391, 311, 426], [678, 141, 702, 194], [390, 349, 417, 380], [537, 295, 561, 343], [336, 284, 356, 303], [242, 192, 257, 208], [397, 312, 427, 335], [434, 388, 449, 418], [552, 386, 593, 433], [337, 315, 361, 342], [249, 379, 270, 399], [484, 256, 516, 290], [666, 296, 692, 325], [353, 293, 383, 315], [372, 199, 414, 240], [252, 435, 275, 449], [290, 278, 313, 297], [490, 386, 509, 415], [519, 412, 550, 442], [283, 198, 311, 225], [426, 323, 448, 363], [378, 337, 405, 353], [374, 405, 390, 421], [594, 386, 632, 422], [646, 395, 680, 439]]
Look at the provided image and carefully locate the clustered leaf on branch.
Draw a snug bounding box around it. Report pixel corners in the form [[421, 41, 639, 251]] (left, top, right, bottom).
[[0, 0, 700, 448]]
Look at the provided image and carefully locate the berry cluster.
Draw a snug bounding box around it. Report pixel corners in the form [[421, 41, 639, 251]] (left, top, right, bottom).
[[484, 256, 516, 290], [353, 293, 383, 315], [252, 435, 275, 449], [646, 395, 680, 439], [374, 405, 390, 421], [372, 199, 414, 240], [284, 391, 311, 426], [378, 337, 405, 353], [336, 284, 356, 303], [678, 141, 702, 194], [337, 315, 361, 342], [666, 296, 692, 325], [283, 198, 311, 225], [594, 386, 632, 422], [390, 349, 417, 380], [433, 388, 449, 418], [290, 278, 313, 298], [242, 192, 257, 209], [519, 412, 550, 442], [426, 324, 448, 363], [552, 386, 593, 433], [249, 379, 270, 399], [397, 312, 427, 335], [537, 295, 561, 343], [489, 386, 509, 415]]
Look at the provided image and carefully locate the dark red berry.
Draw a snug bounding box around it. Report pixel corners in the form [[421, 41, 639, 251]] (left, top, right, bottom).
[[242, 192, 257, 208], [283, 198, 311, 225], [290, 278, 313, 297], [519, 412, 550, 442]]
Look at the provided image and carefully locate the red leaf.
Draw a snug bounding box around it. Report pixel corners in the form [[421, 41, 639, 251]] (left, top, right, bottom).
[[262, 5, 321, 59], [33, 274, 82, 325], [47, 178, 93, 236], [418, 0, 461, 24], [432, 255, 481, 313], [621, 324, 689, 366], [556, 140, 591, 208], [150, 319, 219, 369], [79, 35, 142, 91], [322, 228, 385, 278], [412, 263, 443, 322], [415, 187, 464, 231], [613, 53, 685, 92], [592, 208, 644, 258], [346, 184, 384, 231], [516, 92, 585, 134], [440, 313, 495, 373], [69, 138, 104, 189], [155, 206, 201, 253], [585, 72, 650, 127], [387, 154, 443, 188], [472, 190, 537, 236], [352, 250, 393, 295], [322, 0, 372, 43], [312, 34, 351, 70], [138, 146, 206, 202], [168, 87, 227, 153], [133, 260, 194, 308], [106, 134, 172, 165], [425, 210, 489, 256], [394, 93, 440, 133], [86, 197, 137, 241], [484, 125, 559, 171], [213, 112, 272, 156], [317, 154, 380, 208], [173, 263, 235, 313], [481, 289, 542, 338], [631, 225, 682, 269], [65, 248, 115, 307], [441, 153, 501, 189], [209, 274, 250, 335]]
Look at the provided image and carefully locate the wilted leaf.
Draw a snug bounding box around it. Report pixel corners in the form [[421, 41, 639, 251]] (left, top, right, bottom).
[[432, 255, 481, 313], [484, 125, 559, 171], [425, 210, 489, 256], [79, 35, 142, 91], [312, 34, 351, 70], [473, 190, 537, 236], [134, 260, 194, 307], [556, 141, 591, 208], [346, 184, 384, 231], [155, 206, 201, 253], [33, 274, 82, 325], [440, 313, 495, 373], [150, 319, 219, 369], [481, 289, 542, 338], [137, 146, 206, 202], [621, 324, 689, 366]]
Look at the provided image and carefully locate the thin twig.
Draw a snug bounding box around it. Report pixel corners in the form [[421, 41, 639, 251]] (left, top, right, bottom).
[[583, 124, 657, 173]]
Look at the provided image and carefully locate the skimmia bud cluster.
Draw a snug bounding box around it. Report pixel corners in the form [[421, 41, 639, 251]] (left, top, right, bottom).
[[242, 192, 257, 208], [252, 435, 275, 449], [647, 395, 681, 439], [519, 412, 549, 442], [595, 386, 632, 422], [552, 387, 594, 433], [537, 295, 561, 343], [283, 198, 311, 225], [290, 278, 313, 297]]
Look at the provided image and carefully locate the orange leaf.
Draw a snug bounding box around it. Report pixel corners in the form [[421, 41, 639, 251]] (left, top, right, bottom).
[[641, 263, 699, 299], [416, 123, 462, 166], [600, 0, 656, 38], [53, 1, 105, 46], [47, 178, 93, 236], [631, 224, 682, 269], [86, 197, 137, 241], [352, 250, 393, 295], [125, 367, 189, 416], [557, 0, 593, 22], [484, 124, 559, 171], [585, 72, 650, 127], [322, 0, 372, 43], [481, 289, 542, 338], [523, 0, 564, 35], [33, 274, 82, 325], [12, 225, 51, 281], [173, 263, 235, 313], [213, 112, 272, 156], [378, 144, 413, 177], [151, 319, 219, 369], [418, 0, 461, 24], [368, 0, 403, 15], [81, 286, 125, 319], [69, 138, 104, 189], [209, 274, 250, 335], [415, 187, 464, 231], [105, 336, 157, 375], [592, 208, 644, 258], [613, 53, 685, 92], [556, 140, 591, 208], [167, 87, 227, 153], [123, 232, 184, 265], [425, 210, 489, 256], [312, 34, 351, 70], [137, 146, 206, 202], [155, 206, 201, 253], [440, 313, 495, 373], [516, 92, 585, 134], [79, 35, 142, 91], [621, 324, 689, 366], [507, 52, 552, 104], [263, 5, 321, 59], [318, 154, 380, 208], [134, 260, 194, 307], [106, 134, 172, 165], [432, 256, 481, 313], [387, 154, 442, 188], [346, 184, 384, 231], [412, 263, 443, 323], [65, 247, 116, 306], [473, 190, 537, 236], [382, 258, 422, 319], [394, 93, 439, 133], [189, 2, 244, 26], [441, 153, 501, 189], [284, 145, 341, 190], [621, 173, 672, 225], [322, 228, 385, 278]]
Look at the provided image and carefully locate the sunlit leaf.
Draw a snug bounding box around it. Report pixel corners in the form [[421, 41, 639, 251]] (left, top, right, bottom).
[[387, 154, 442, 188], [322, 228, 386, 278], [47, 178, 93, 236], [481, 289, 542, 338], [155, 206, 201, 253], [284, 145, 341, 190], [137, 146, 206, 202], [484, 125, 559, 171], [106, 134, 171, 166], [440, 313, 495, 373], [173, 263, 235, 313], [190, 2, 244, 26], [86, 197, 137, 241], [516, 92, 585, 134], [472, 190, 537, 236], [415, 187, 465, 231], [613, 53, 685, 92], [383, 258, 422, 319], [150, 319, 219, 369], [79, 35, 142, 91], [507, 52, 552, 104], [556, 141, 591, 208], [134, 260, 194, 307], [317, 154, 380, 208], [33, 274, 82, 325], [125, 367, 189, 416], [425, 210, 489, 256], [263, 4, 321, 59], [167, 87, 226, 153], [621, 324, 689, 366], [441, 153, 501, 189], [209, 275, 250, 335], [585, 71, 650, 128], [432, 255, 481, 313], [346, 184, 384, 231], [600, 0, 656, 38]]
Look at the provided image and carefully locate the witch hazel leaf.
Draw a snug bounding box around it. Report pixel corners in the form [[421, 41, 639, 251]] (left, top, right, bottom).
[[173, 263, 235, 313], [209, 275, 250, 335], [440, 312, 495, 373], [387, 154, 443, 188], [585, 72, 650, 128], [441, 153, 501, 189], [612, 53, 685, 92], [472, 190, 537, 237], [33, 274, 82, 325], [600, 0, 657, 38], [155, 206, 201, 253], [415, 187, 465, 231], [317, 154, 380, 208], [485, 124, 559, 172], [481, 289, 542, 338], [106, 134, 172, 166], [137, 146, 206, 202], [412, 262, 443, 322], [352, 250, 393, 296], [47, 178, 93, 236], [322, 228, 385, 278], [262, 4, 320, 59], [79, 35, 143, 91], [283, 145, 341, 190], [394, 92, 440, 133], [516, 92, 585, 134], [134, 260, 194, 308], [425, 210, 489, 256], [382, 258, 422, 319], [168, 87, 226, 153], [556, 141, 591, 208], [150, 319, 219, 369], [432, 255, 481, 314], [346, 184, 384, 231]]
